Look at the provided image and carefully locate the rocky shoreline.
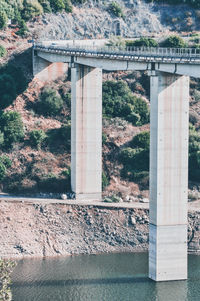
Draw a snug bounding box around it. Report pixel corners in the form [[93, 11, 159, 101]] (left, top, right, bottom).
[[0, 199, 200, 259]]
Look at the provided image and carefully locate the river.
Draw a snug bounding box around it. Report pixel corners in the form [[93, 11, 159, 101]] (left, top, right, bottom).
[[11, 252, 200, 301]]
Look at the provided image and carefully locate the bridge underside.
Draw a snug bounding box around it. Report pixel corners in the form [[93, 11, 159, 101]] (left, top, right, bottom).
[[33, 49, 191, 282]]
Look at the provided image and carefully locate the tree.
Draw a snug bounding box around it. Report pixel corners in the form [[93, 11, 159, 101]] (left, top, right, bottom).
[[38, 0, 52, 13], [63, 0, 73, 12], [102, 81, 149, 126], [36, 87, 64, 116], [49, 0, 65, 12], [126, 37, 158, 47], [0, 11, 7, 29], [108, 2, 124, 18], [0, 45, 6, 58], [161, 35, 186, 48], [29, 129, 46, 149], [0, 74, 16, 109], [22, 0, 43, 20], [0, 111, 24, 148]]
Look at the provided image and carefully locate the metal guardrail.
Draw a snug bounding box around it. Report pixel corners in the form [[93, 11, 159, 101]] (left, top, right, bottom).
[[34, 43, 200, 61]]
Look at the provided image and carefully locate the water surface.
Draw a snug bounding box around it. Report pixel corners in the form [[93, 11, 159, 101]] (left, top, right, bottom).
[[11, 253, 200, 301]]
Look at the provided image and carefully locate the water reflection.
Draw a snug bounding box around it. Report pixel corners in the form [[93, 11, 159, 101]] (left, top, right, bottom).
[[11, 253, 200, 301], [155, 281, 188, 301]]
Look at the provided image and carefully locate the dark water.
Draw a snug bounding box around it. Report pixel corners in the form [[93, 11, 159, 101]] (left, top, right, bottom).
[[11, 253, 200, 301]]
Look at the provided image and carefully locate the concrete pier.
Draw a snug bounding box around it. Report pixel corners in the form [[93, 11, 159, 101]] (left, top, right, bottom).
[[149, 72, 189, 281], [71, 65, 102, 200]]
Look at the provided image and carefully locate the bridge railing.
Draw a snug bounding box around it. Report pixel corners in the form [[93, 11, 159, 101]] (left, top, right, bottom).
[[34, 43, 200, 58]]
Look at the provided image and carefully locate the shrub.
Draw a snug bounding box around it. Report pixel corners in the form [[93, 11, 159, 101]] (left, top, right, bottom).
[[0, 162, 6, 181], [104, 195, 121, 203], [193, 89, 200, 103], [102, 171, 109, 190], [49, 0, 65, 12], [106, 36, 126, 49], [108, 2, 124, 18], [36, 87, 64, 117], [0, 74, 16, 109], [29, 129, 46, 149], [119, 131, 150, 183], [0, 131, 4, 147], [0, 111, 24, 148], [0, 11, 8, 29], [0, 45, 6, 58], [16, 19, 28, 37], [103, 80, 149, 126], [102, 132, 107, 145], [0, 64, 27, 106], [132, 97, 150, 125], [47, 124, 71, 151], [0, 155, 12, 168], [161, 35, 186, 48], [38, 0, 52, 13], [61, 167, 71, 189], [130, 131, 150, 150], [63, 0, 73, 12], [37, 172, 71, 192], [126, 37, 158, 47]]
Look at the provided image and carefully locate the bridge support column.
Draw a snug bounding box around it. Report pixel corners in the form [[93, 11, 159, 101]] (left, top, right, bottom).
[[71, 65, 102, 200], [149, 72, 189, 281]]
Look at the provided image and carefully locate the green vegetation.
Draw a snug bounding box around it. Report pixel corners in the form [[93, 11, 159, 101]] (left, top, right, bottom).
[[103, 81, 149, 126], [160, 35, 187, 48], [0, 259, 15, 301], [104, 195, 121, 203], [0, 11, 8, 30], [16, 19, 28, 37], [119, 126, 200, 185], [36, 87, 64, 117], [0, 111, 24, 148], [0, 155, 11, 181], [189, 125, 200, 182], [0, 64, 27, 109], [29, 129, 46, 149], [120, 131, 150, 183], [0, 45, 7, 58], [102, 171, 109, 190], [106, 36, 126, 48], [108, 1, 124, 18], [47, 124, 71, 151], [0, 0, 75, 32], [126, 37, 158, 47]]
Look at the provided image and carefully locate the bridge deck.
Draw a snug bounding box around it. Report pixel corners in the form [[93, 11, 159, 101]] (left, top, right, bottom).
[[34, 44, 200, 64]]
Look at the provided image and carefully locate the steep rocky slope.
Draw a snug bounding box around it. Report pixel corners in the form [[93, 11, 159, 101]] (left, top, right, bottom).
[[31, 0, 200, 40]]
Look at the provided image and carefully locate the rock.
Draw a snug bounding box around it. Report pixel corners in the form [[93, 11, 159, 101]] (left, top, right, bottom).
[[141, 198, 149, 203], [125, 195, 130, 202], [61, 194, 67, 200], [130, 216, 136, 225]]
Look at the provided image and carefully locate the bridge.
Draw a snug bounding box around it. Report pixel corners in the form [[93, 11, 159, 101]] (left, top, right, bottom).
[[33, 40, 200, 282]]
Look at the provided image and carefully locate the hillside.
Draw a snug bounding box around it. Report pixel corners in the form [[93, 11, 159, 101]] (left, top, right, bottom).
[[0, 0, 200, 202]]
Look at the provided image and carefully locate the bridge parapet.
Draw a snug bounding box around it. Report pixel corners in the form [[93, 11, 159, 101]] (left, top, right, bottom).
[[34, 42, 200, 63]]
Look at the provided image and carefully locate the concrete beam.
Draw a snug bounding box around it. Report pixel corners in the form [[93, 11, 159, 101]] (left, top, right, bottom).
[[71, 65, 102, 200], [155, 63, 200, 78], [75, 56, 148, 71], [33, 51, 68, 82], [37, 51, 72, 63], [149, 72, 189, 281]]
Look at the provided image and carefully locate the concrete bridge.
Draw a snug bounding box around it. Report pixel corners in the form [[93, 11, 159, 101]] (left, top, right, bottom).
[[33, 40, 200, 282]]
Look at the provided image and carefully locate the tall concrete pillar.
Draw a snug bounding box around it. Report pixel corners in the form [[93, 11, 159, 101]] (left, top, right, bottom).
[[71, 64, 102, 200], [149, 72, 189, 281]]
